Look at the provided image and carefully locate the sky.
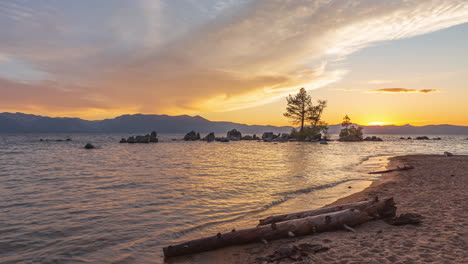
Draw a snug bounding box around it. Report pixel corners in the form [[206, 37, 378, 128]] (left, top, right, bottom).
[[0, 0, 467, 126]]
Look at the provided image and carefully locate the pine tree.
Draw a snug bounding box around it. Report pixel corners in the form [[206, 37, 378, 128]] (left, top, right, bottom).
[[283, 88, 312, 131]]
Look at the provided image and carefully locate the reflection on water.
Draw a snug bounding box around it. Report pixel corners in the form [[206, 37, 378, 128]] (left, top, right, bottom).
[[0, 134, 467, 263]]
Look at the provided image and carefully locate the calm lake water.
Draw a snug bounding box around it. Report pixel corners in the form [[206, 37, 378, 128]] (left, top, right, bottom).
[[1, 134, 467, 263]]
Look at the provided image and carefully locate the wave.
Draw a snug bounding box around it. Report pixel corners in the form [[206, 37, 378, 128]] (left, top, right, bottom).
[[170, 177, 378, 239]]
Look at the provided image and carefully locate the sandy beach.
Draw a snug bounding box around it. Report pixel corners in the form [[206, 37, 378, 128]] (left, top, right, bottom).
[[168, 155, 468, 264]]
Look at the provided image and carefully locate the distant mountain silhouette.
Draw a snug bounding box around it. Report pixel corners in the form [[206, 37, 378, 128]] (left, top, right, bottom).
[[1, 112, 467, 134], [0, 112, 291, 134]]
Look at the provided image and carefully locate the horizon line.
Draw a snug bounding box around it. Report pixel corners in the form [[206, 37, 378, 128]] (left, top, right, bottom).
[[1, 111, 466, 128]]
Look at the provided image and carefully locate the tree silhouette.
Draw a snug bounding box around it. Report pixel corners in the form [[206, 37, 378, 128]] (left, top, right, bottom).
[[283, 88, 312, 131]]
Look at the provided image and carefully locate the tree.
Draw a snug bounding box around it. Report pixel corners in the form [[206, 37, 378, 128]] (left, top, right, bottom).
[[309, 100, 327, 127], [283, 88, 312, 131], [341, 115, 351, 129]]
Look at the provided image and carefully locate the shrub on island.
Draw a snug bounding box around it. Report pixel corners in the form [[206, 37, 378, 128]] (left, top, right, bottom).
[[338, 115, 364, 142]]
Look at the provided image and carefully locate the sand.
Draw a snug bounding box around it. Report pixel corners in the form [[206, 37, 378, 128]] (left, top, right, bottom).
[[167, 155, 468, 264]]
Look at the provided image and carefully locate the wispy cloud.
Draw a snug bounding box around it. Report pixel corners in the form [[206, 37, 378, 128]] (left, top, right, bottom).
[[369, 88, 440, 93], [0, 0, 466, 117]]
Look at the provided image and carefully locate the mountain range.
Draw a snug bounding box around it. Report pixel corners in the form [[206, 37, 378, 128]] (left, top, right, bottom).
[[1, 112, 467, 135]]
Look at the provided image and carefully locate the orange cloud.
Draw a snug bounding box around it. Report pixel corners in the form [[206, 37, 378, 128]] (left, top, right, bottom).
[[370, 88, 440, 94]]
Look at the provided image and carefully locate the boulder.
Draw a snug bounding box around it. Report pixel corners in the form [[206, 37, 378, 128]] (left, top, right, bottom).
[[84, 143, 95, 149], [184, 130, 200, 141], [415, 136, 430, 140], [227, 129, 242, 140], [432, 137, 441, 140], [253, 134, 259, 140], [136, 135, 150, 143], [407, 137, 412, 140], [241, 135, 253, 140], [203, 132, 215, 142], [216, 137, 230, 142], [120, 138, 127, 143]]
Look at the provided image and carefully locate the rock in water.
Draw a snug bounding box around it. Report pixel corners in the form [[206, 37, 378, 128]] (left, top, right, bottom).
[[444, 152, 453, 157], [227, 129, 242, 140], [150, 131, 158, 142], [415, 136, 430, 140], [136, 135, 150, 143], [184, 130, 199, 141], [127, 136, 136, 143], [203, 132, 215, 142], [84, 143, 95, 149], [262, 132, 274, 140], [119, 138, 127, 143]]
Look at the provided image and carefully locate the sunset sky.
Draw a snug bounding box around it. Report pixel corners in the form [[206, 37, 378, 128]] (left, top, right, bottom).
[[1, 0, 467, 126]]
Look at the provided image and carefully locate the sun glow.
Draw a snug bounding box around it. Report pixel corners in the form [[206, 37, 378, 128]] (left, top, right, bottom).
[[367, 121, 389, 126]]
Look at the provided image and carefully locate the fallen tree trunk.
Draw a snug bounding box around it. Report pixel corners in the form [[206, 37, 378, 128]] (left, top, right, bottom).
[[164, 209, 369, 258], [163, 198, 396, 258], [258, 197, 395, 226], [368, 165, 414, 174]]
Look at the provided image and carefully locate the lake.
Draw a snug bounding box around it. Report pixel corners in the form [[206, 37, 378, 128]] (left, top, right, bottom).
[[1, 134, 467, 263]]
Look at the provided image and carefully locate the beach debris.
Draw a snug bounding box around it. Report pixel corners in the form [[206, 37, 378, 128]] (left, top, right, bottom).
[[163, 198, 398, 258], [385, 213, 423, 226], [257, 243, 329, 263], [368, 165, 414, 174], [163, 209, 372, 258], [444, 152, 453, 157], [84, 143, 95, 149], [343, 224, 356, 232], [258, 197, 396, 226]]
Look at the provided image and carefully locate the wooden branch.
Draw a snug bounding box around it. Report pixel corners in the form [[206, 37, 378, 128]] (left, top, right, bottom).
[[163, 209, 371, 258], [258, 197, 395, 226], [368, 165, 414, 174]]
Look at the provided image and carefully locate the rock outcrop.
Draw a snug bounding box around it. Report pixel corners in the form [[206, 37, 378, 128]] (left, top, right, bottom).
[[121, 132, 158, 143], [227, 129, 242, 141], [203, 132, 215, 142], [184, 130, 200, 141]]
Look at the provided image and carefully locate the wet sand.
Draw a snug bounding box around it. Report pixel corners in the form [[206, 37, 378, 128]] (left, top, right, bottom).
[[167, 155, 468, 264]]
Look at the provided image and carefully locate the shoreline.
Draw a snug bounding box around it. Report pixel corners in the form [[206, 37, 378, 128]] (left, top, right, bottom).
[[168, 155, 468, 264]]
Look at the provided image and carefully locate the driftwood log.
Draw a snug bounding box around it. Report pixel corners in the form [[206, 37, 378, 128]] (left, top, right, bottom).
[[258, 197, 394, 226], [368, 165, 414, 174], [163, 198, 396, 258]]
